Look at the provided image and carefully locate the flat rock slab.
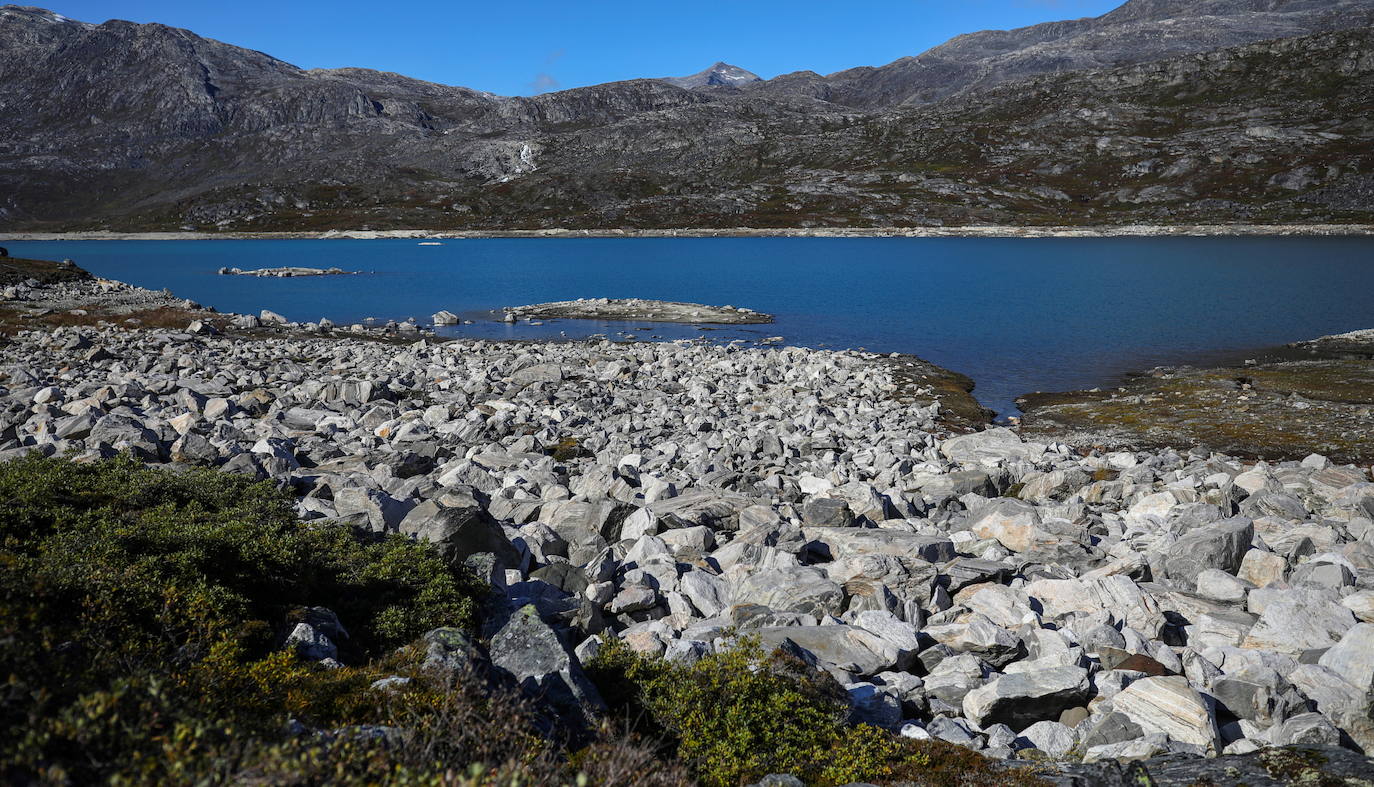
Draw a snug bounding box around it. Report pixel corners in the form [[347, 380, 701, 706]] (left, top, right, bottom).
[[503, 298, 773, 324], [1291, 328, 1374, 358]]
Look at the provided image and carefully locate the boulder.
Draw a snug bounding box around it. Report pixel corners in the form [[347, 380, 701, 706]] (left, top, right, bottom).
[[1317, 622, 1374, 692], [733, 567, 845, 617], [488, 605, 604, 730], [421, 627, 481, 677], [1111, 676, 1220, 754], [968, 499, 1068, 554], [1242, 596, 1356, 656], [846, 682, 903, 729], [334, 487, 413, 533], [399, 499, 520, 568], [1268, 713, 1342, 747], [1015, 720, 1077, 757], [941, 427, 1044, 465], [1161, 517, 1254, 590], [753, 625, 899, 675], [679, 570, 730, 618], [963, 666, 1092, 730]]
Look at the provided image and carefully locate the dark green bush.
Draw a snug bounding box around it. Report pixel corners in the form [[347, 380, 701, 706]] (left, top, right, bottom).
[[0, 454, 490, 784], [587, 638, 1052, 787], [586, 637, 929, 786]]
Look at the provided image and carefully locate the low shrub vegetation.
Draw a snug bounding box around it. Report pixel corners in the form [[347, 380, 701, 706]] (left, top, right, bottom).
[[587, 638, 1047, 787], [1, 454, 1041, 785]]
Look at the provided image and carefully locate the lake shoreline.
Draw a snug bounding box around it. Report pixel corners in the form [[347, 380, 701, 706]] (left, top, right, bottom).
[[5, 259, 1374, 770], [4, 223, 1374, 241]]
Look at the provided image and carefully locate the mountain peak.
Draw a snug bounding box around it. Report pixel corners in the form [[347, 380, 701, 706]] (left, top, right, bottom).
[[660, 62, 762, 89]]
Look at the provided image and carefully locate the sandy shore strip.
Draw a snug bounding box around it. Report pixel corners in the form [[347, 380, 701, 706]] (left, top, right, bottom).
[[3, 223, 1374, 241]]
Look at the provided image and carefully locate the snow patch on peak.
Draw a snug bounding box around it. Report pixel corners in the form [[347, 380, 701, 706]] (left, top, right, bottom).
[[659, 62, 762, 90]]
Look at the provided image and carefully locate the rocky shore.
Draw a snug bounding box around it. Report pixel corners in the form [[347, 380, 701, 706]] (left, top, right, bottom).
[[503, 298, 773, 325], [3, 224, 1374, 242], [3, 264, 1374, 782]]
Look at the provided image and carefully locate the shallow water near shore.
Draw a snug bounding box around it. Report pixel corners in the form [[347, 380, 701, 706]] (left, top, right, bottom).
[[9, 236, 1374, 416]]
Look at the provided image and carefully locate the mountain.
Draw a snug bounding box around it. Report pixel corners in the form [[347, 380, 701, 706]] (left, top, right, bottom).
[[0, 1, 1372, 231], [660, 62, 763, 89], [750, 0, 1374, 108]]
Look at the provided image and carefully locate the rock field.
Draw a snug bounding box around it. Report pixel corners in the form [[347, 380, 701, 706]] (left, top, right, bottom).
[[4, 272, 1374, 775]]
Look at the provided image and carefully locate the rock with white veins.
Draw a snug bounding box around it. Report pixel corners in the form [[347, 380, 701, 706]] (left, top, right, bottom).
[[1111, 676, 1221, 755]]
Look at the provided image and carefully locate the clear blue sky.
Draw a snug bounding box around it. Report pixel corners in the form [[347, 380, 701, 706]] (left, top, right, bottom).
[[44, 1, 1124, 96]]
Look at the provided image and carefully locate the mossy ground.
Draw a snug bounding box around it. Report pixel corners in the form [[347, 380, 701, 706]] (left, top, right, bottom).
[[1019, 358, 1374, 464]]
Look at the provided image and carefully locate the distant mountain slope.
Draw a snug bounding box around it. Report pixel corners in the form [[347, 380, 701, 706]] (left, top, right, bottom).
[[748, 0, 1374, 107], [0, 2, 1371, 231]]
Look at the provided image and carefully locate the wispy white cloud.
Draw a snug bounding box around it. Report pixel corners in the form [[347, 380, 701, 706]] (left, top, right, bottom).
[[529, 49, 566, 94], [529, 72, 560, 93]]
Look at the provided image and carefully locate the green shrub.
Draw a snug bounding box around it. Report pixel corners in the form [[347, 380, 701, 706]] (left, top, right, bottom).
[[0, 454, 1041, 786], [588, 637, 1052, 787], [0, 454, 489, 784], [586, 637, 930, 786]]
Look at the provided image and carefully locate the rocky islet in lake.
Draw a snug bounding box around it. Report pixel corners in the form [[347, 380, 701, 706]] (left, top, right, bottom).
[[217, 265, 357, 277], [3, 264, 1374, 781], [502, 298, 774, 325]]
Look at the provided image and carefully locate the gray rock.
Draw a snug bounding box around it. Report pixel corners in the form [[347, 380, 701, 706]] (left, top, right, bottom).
[[733, 567, 845, 617], [334, 487, 414, 533], [488, 605, 605, 730], [284, 622, 336, 662], [1268, 713, 1343, 747], [801, 496, 854, 527], [1317, 622, 1374, 692], [1015, 720, 1077, 757], [962, 666, 1092, 729], [421, 627, 481, 677], [399, 499, 520, 568], [1080, 711, 1145, 749], [1242, 595, 1357, 655], [1161, 517, 1254, 590], [679, 570, 730, 618], [846, 682, 903, 729], [1111, 675, 1221, 755], [941, 428, 1044, 465]]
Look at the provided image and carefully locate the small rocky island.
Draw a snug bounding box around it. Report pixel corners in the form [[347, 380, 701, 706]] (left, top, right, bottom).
[[502, 298, 773, 324], [217, 266, 355, 277]]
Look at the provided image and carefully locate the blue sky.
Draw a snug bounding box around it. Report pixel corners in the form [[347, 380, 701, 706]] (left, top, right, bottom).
[[45, 1, 1124, 95]]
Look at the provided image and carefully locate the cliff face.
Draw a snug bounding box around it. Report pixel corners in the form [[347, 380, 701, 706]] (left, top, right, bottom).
[[1, 2, 1372, 230]]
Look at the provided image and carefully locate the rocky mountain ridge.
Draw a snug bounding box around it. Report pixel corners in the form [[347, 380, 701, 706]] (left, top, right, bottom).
[[1, 1, 1372, 230], [758, 0, 1374, 108], [660, 61, 762, 89]]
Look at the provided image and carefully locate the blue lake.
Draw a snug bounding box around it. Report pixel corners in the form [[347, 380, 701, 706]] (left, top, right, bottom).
[[8, 237, 1374, 417]]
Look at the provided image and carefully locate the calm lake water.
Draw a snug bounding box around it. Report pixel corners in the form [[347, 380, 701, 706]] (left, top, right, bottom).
[[9, 237, 1374, 416]]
